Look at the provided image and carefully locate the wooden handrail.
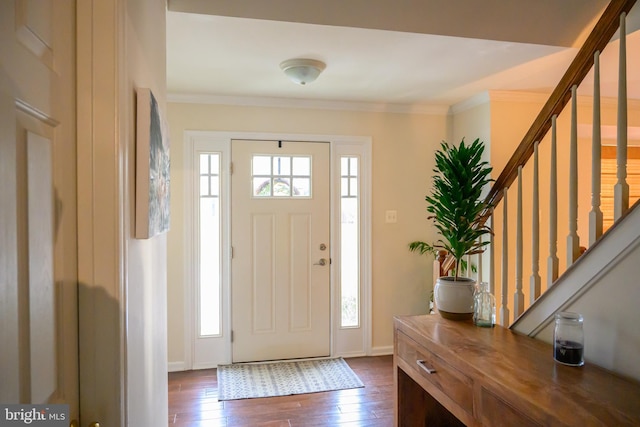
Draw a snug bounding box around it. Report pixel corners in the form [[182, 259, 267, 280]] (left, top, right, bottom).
[[483, 0, 636, 213]]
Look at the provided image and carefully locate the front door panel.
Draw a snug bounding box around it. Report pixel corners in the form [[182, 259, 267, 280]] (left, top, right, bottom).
[[231, 140, 330, 362]]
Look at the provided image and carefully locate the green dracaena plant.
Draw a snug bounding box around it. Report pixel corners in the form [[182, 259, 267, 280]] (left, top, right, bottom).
[[409, 138, 494, 280]]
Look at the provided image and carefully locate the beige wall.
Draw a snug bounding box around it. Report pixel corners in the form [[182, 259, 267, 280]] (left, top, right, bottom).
[[166, 102, 448, 364], [450, 100, 493, 279], [451, 100, 491, 154], [124, 0, 168, 424]]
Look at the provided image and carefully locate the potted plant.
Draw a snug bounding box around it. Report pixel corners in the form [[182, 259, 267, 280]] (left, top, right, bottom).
[[409, 138, 493, 320]]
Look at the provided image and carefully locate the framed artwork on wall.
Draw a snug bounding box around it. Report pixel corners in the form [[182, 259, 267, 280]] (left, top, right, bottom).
[[135, 87, 170, 239]]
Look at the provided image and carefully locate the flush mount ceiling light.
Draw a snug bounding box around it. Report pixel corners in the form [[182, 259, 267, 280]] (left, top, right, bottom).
[[279, 58, 326, 85]]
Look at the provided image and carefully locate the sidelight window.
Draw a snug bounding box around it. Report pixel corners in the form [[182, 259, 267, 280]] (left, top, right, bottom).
[[340, 156, 360, 328], [199, 153, 221, 336]]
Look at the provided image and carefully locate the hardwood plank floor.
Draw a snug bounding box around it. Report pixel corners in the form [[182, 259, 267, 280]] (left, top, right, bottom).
[[168, 356, 394, 426]]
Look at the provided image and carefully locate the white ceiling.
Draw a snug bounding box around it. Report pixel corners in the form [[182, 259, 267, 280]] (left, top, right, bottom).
[[166, 0, 640, 110]]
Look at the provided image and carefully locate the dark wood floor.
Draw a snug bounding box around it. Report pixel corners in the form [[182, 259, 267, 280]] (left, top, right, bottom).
[[168, 355, 394, 426]]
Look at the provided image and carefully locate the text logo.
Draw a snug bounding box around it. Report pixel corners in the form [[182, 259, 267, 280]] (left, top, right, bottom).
[[0, 405, 68, 427]]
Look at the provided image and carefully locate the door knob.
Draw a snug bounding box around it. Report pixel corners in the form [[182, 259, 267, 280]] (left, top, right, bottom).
[[314, 258, 327, 266], [69, 421, 78, 427], [89, 423, 100, 427]]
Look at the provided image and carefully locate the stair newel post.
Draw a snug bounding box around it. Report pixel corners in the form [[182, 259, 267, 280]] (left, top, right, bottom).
[[590, 50, 604, 246], [500, 188, 510, 326], [548, 115, 559, 286], [514, 167, 525, 318], [615, 11, 630, 220], [530, 142, 541, 303], [567, 85, 581, 266]]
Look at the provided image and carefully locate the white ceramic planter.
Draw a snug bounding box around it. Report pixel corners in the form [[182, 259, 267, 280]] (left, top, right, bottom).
[[434, 276, 476, 320]]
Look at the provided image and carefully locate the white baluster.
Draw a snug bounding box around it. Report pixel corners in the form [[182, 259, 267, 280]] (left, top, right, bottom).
[[615, 12, 630, 220], [477, 236, 483, 283], [432, 258, 440, 313], [514, 167, 524, 318], [500, 188, 510, 326], [490, 209, 495, 295], [567, 85, 580, 266], [548, 115, 559, 286], [530, 142, 541, 303], [590, 50, 603, 246]]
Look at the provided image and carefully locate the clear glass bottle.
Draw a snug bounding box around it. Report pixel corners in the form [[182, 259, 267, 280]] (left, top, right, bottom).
[[553, 312, 584, 366], [473, 282, 495, 327]]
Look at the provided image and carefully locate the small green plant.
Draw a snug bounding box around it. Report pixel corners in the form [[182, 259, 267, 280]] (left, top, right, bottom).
[[409, 138, 494, 280]]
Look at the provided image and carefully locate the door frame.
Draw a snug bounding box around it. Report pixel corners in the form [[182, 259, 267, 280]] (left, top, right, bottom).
[[182, 130, 372, 368]]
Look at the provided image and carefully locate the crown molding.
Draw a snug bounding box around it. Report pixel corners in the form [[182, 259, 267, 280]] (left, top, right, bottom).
[[450, 89, 640, 115], [448, 91, 490, 115], [448, 90, 550, 115], [168, 91, 640, 117], [489, 90, 551, 103], [166, 92, 450, 115]]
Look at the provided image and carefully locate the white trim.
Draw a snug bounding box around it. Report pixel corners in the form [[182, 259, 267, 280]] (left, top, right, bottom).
[[182, 131, 373, 368], [331, 141, 373, 358], [167, 92, 449, 116], [451, 90, 640, 116], [77, 0, 126, 424], [371, 346, 394, 356], [192, 361, 219, 370], [449, 91, 490, 115], [182, 135, 194, 370], [488, 90, 549, 104], [184, 133, 232, 369], [167, 362, 185, 373], [339, 351, 368, 359]]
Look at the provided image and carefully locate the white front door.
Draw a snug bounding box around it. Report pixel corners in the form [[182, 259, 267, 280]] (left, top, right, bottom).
[[0, 0, 78, 418], [231, 140, 331, 362]]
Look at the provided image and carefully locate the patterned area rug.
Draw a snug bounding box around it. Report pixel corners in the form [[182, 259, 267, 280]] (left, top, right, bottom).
[[217, 357, 364, 401]]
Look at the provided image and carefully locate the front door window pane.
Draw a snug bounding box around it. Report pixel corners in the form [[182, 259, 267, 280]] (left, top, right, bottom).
[[292, 157, 310, 175], [252, 155, 311, 198]]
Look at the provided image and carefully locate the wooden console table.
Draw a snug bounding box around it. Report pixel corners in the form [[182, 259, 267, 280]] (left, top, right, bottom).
[[394, 315, 640, 426]]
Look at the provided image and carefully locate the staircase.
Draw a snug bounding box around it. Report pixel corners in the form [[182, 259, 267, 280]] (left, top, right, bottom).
[[447, 0, 640, 381]]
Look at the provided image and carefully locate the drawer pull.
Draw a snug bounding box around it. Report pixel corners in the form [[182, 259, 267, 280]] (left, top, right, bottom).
[[416, 359, 436, 374]]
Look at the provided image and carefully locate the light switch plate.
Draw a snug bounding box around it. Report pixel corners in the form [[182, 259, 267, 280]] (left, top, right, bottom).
[[385, 210, 397, 223]]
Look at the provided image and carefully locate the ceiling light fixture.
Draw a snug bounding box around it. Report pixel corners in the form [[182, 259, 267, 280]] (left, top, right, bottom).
[[279, 58, 326, 85]]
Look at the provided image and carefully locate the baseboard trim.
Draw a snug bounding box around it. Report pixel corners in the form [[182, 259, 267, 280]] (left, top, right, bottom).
[[168, 361, 186, 372], [192, 362, 219, 370], [371, 345, 393, 356], [336, 351, 367, 359]]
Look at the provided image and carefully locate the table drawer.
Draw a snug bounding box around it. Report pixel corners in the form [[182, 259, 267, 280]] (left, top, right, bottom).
[[397, 330, 474, 415]]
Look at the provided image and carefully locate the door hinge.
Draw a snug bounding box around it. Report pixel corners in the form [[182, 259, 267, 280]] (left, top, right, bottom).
[[231, 330, 234, 343], [229, 162, 233, 175], [231, 246, 234, 258]]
